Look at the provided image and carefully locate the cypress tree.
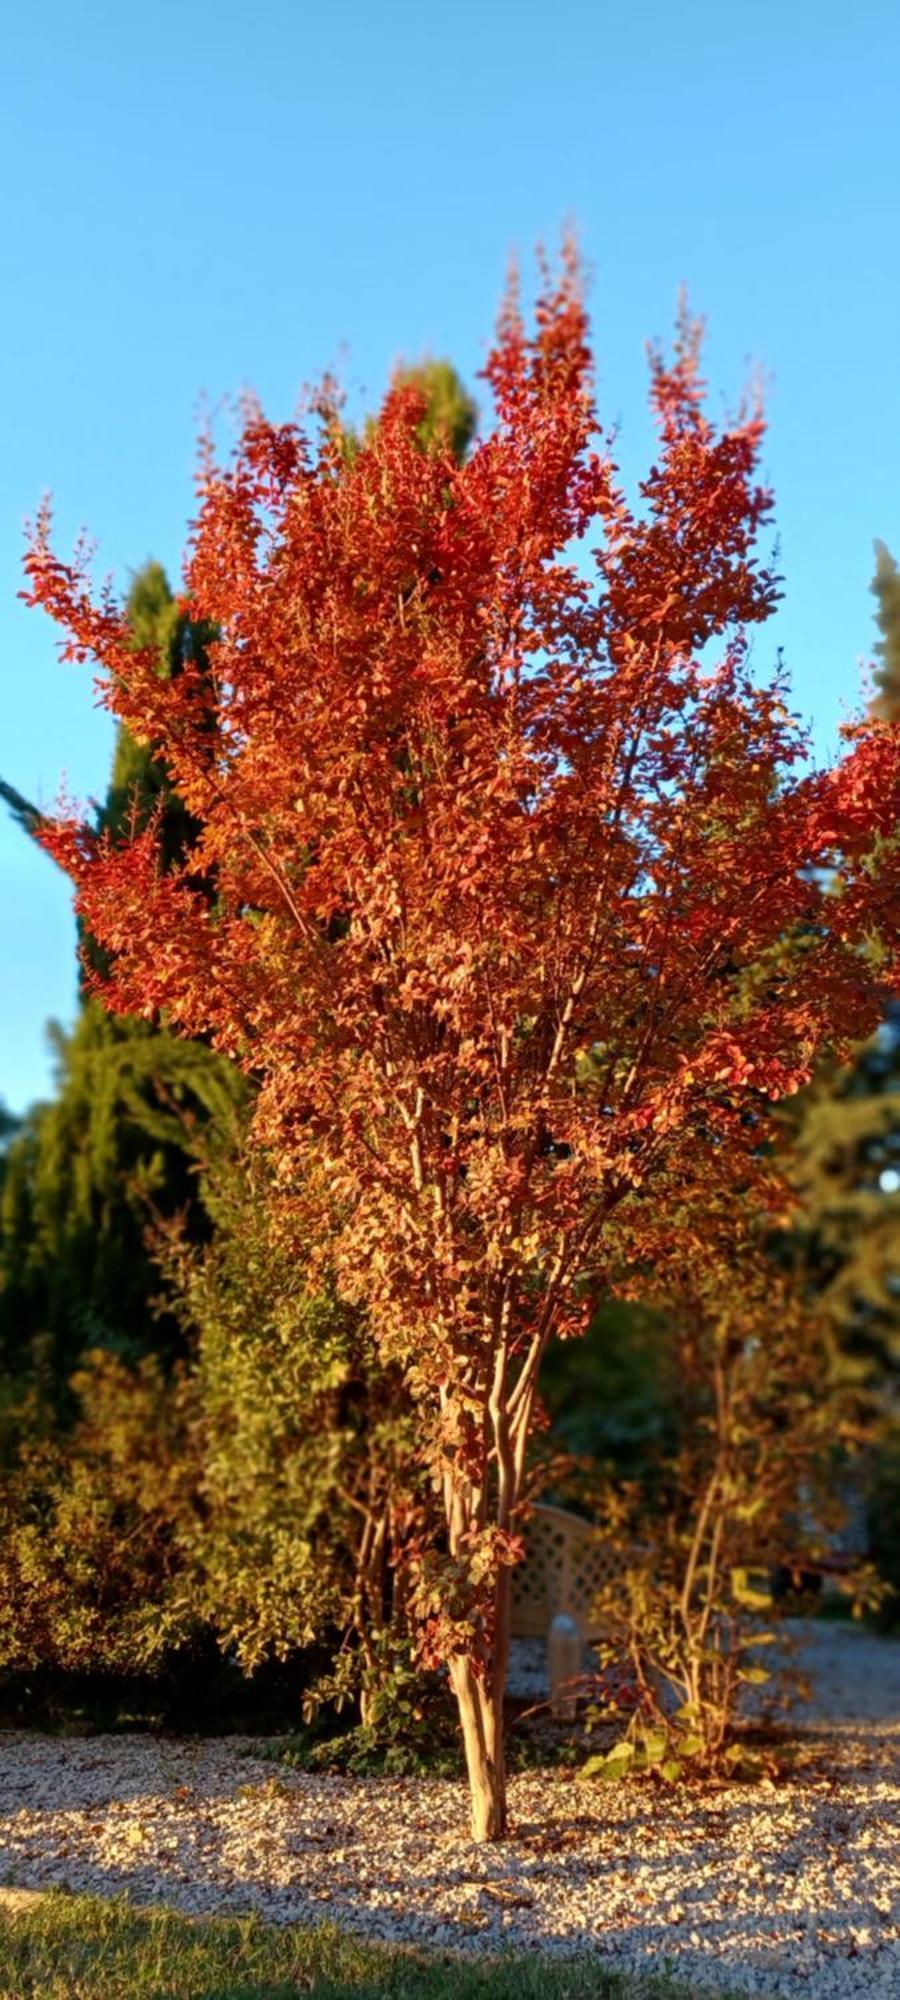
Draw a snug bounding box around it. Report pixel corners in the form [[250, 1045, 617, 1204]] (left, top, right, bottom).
[[787, 542, 900, 1383], [788, 1005, 900, 1382], [0, 563, 240, 1390], [872, 538, 900, 723], [0, 1003, 241, 1385]]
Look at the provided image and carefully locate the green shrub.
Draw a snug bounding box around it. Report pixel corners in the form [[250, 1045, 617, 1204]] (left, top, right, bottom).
[[579, 1199, 879, 1781]]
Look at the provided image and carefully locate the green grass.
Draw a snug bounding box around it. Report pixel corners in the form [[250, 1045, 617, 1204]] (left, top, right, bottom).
[[0, 1892, 729, 2000]]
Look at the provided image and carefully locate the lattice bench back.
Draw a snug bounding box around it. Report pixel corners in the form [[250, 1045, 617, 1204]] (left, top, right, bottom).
[[509, 1502, 626, 1643]]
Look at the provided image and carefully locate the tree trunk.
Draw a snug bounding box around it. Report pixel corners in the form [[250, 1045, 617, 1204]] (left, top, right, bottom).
[[447, 1560, 514, 1839], [449, 1653, 508, 1840], [441, 1374, 521, 1839]]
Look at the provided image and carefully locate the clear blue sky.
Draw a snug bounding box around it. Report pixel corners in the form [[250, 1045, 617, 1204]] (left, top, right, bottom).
[[2, 0, 898, 1115]]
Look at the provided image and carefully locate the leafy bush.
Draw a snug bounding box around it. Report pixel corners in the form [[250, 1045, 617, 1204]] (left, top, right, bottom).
[[866, 1429, 900, 1627], [0, 1144, 434, 1732], [157, 1147, 434, 1724], [0, 1350, 201, 1675], [579, 1197, 879, 1781]]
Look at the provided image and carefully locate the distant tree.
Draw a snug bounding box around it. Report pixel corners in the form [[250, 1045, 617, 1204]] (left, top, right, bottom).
[[392, 359, 477, 462], [337, 358, 476, 467], [872, 538, 900, 723], [784, 544, 900, 1386], [104, 564, 207, 839], [0, 563, 239, 1390], [27, 255, 900, 1837], [787, 1004, 900, 1384], [0, 1002, 241, 1387]]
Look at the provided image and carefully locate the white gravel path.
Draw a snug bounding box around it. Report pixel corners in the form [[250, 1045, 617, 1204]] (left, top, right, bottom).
[[1, 1621, 899, 1998]]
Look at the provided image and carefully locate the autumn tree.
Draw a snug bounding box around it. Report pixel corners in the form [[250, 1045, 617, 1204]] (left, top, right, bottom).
[[25, 255, 900, 1838], [1, 374, 474, 1396]]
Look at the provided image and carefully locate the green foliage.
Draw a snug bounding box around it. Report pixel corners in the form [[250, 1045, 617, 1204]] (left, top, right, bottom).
[[392, 358, 478, 461], [157, 1146, 427, 1711], [0, 560, 236, 1395], [579, 1718, 783, 1788], [102, 561, 216, 868], [539, 1296, 675, 1477], [0, 1000, 243, 1389], [0, 1349, 201, 1674], [122, 558, 182, 662], [0, 776, 45, 840], [866, 1430, 900, 1625], [267, 1693, 580, 1781], [872, 537, 900, 723], [787, 1008, 900, 1384], [0, 1137, 435, 1724], [782, 559, 900, 1386], [269, 1652, 461, 1778], [340, 358, 477, 467], [577, 1215, 875, 1779]]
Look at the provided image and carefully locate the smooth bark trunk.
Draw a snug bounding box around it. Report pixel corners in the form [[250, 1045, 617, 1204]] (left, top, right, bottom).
[[449, 1654, 508, 1840]]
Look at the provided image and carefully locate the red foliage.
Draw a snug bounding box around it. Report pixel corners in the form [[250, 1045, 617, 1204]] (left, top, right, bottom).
[[25, 252, 900, 1834]]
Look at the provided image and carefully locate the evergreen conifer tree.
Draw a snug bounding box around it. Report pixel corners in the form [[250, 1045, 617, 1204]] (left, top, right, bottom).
[[788, 539, 900, 1383], [789, 1005, 900, 1382], [872, 538, 900, 722], [0, 563, 240, 1389]]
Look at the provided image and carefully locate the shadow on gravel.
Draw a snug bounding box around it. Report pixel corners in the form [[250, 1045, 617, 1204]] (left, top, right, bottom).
[[2, 1710, 899, 1997]]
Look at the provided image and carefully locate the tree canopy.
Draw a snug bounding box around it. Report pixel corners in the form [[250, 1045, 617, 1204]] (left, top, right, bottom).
[[24, 253, 900, 1836]]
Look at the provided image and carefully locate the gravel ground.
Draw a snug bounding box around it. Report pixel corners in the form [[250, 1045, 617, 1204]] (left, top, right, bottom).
[[1, 1622, 899, 1999]]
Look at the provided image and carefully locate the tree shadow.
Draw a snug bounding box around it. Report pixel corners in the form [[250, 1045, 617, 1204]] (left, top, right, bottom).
[[2, 1732, 898, 1995]]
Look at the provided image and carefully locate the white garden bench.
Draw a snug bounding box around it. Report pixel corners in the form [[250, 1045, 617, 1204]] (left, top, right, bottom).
[[509, 1502, 628, 1715]]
